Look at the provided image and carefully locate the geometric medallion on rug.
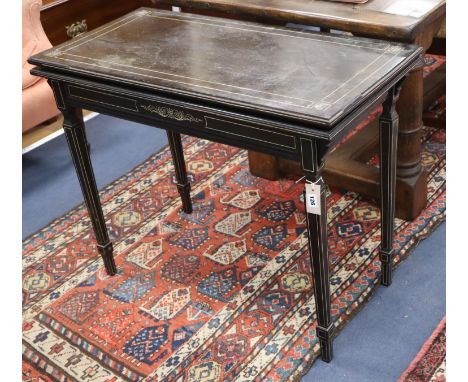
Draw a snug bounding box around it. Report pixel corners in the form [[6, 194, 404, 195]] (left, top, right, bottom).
[[398, 317, 446, 382], [23, 83, 446, 382]]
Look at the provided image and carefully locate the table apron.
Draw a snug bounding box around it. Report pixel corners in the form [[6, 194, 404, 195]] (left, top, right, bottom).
[[60, 80, 326, 162]]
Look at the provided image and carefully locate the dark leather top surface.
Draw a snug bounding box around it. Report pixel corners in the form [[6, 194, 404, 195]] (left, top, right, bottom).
[[29, 9, 421, 127]]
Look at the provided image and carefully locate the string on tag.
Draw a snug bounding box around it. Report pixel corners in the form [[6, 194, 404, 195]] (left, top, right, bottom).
[[295, 176, 321, 185], [295, 176, 306, 184]]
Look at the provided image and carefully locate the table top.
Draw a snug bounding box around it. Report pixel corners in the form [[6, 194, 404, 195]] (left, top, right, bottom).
[[153, 0, 446, 41], [29, 8, 421, 128]]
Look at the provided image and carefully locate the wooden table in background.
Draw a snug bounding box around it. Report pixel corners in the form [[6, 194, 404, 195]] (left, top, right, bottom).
[[153, 0, 446, 220]]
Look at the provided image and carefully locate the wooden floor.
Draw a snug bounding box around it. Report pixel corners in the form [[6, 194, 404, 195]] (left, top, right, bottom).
[[22, 110, 93, 149]]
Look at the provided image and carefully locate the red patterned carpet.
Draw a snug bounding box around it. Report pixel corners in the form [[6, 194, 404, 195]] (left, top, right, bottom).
[[22, 57, 446, 382], [398, 317, 446, 382]]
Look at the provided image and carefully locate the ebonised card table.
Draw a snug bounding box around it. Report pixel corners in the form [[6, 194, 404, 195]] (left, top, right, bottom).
[[29, 8, 422, 363], [153, 0, 446, 220]]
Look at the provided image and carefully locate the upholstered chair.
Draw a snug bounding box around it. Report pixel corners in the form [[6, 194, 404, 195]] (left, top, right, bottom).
[[22, 0, 59, 132]]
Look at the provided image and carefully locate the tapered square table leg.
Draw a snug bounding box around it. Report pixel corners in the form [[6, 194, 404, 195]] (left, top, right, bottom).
[[379, 84, 402, 286], [167, 131, 193, 214], [300, 137, 334, 362], [303, 175, 334, 362], [62, 107, 117, 275]]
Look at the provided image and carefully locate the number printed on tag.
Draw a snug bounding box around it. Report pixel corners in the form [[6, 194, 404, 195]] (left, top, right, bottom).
[[308, 194, 317, 207], [305, 183, 321, 215]]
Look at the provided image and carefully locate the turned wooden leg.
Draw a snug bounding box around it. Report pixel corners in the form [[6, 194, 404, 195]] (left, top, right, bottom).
[[167, 131, 192, 214], [247, 151, 280, 180], [63, 107, 117, 275], [395, 65, 427, 220], [379, 85, 402, 286], [301, 138, 334, 362]]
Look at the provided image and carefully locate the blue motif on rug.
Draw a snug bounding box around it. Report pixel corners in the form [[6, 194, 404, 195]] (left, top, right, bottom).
[[231, 169, 259, 187], [104, 273, 155, 303], [179, 199, 215, 225], [258, 290, 292, 315], [213, 175, 227, 189], [171, 322, 204, 351], [197, 267, 238, 302], [123, 324, 169, 365], [253, 224, 288, 250], [239, 266, 263, 286], [78, 273, 97, 288], [161, 254, 200, 284], [256, 200, 296, 222], [336, 221, 364, 238], [168, 227, 209, 250]]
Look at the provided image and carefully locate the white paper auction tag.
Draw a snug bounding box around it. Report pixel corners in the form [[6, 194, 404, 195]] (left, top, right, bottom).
[[305, 182, 321, 215]]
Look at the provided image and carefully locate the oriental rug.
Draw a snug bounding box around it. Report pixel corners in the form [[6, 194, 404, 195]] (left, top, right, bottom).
[[23, 58, 446, 382], [398, 317, 446, 382]]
